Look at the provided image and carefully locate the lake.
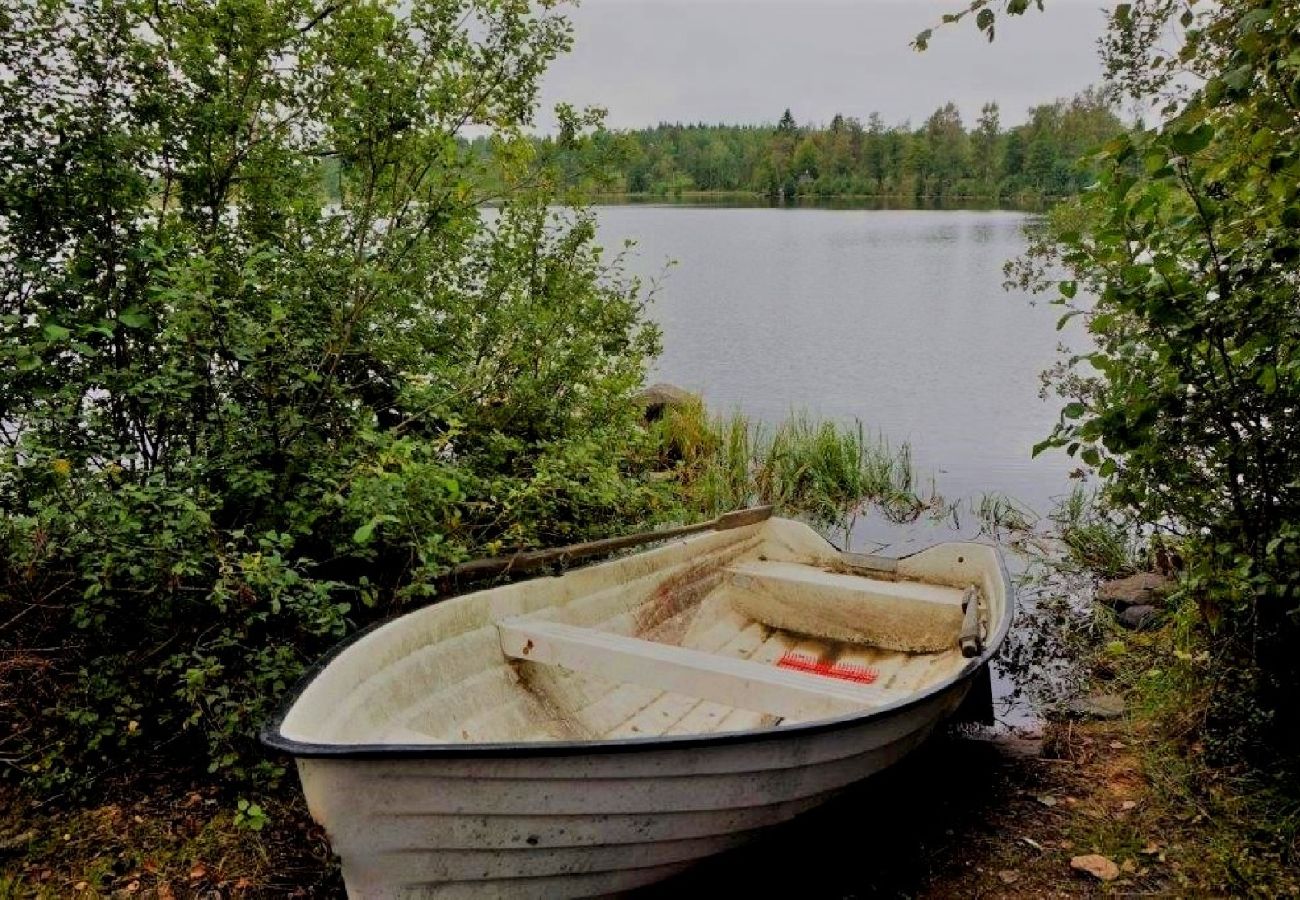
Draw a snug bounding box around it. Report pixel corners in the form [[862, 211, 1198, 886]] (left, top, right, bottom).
[[594, 203, 1082, 538]]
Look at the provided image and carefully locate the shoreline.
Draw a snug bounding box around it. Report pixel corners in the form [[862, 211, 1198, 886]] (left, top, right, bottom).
[[578, 190, 1055, 211]]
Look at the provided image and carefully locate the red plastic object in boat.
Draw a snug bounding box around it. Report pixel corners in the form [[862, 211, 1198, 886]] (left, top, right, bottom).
[[777, 651, 878, 684]]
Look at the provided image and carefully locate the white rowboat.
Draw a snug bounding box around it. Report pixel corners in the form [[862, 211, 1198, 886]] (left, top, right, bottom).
[[262, 511, 1013, 898]]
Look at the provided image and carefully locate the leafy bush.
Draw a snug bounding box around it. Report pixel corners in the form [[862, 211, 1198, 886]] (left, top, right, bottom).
[[1013, 0, 1300, 760], [0, 0, 674, 793]]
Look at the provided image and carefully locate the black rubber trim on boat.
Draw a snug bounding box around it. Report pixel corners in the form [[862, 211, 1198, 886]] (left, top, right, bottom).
[[259, 541, 1015, 760]]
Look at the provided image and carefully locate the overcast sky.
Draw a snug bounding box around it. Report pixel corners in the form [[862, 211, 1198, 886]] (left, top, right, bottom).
[[538, 0, 1114, 131]]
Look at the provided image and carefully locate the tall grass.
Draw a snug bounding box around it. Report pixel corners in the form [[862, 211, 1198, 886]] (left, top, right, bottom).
[[651, 400, 939, 543], [959, 491, 1040, 538], [1050, 486, 1142, 578]]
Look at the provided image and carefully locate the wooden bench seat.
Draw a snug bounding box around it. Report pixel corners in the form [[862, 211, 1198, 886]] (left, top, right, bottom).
[[497, 618, 904, 723], [724, 560, 967, 652]]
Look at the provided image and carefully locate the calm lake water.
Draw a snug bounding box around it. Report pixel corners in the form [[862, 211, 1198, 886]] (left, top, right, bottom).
[[594, 204, 1081, 535]]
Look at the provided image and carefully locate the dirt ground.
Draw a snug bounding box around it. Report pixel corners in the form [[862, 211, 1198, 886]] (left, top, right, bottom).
[[641, 719, 1174, 898], [2, 715, 1192, 899]]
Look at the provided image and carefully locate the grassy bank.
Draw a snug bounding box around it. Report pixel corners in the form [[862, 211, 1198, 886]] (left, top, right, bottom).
[[1066, 618, 1300, 894], [959, 488, 1300, 896], [908, 616, 1300, 897]]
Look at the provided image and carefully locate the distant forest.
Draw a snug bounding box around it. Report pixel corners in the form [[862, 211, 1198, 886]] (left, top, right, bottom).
[[525, 89, 1125, 205]]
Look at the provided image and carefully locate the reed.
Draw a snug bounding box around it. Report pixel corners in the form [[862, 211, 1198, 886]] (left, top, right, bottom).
[[968, 491, 1039, 537], [652, 402, 937, 542], [1050, 486, 1142, 578]]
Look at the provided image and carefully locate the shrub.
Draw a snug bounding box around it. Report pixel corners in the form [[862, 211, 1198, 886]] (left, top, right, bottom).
[[1012, 0, 1300, 760], [0, 0, 670, 792]]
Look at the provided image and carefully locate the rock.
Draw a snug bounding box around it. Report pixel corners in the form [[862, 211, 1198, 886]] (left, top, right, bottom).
[[1097, 571, 1173, 610], [1071, 854, 1120, 881], [991, 735, 1044, 759], [0, 831, 33, 854], [632, 382, 696, 421], [997, 869, 1021, 885], [1067, 692, 1126, 720], [1118, 603, 1159, 629]]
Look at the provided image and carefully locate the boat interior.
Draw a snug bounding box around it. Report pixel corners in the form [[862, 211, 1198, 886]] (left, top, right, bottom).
[[277, 519, 1006, 748]]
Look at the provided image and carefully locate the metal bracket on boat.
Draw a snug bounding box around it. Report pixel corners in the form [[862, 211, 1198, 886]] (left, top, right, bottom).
[[839, 537, 952, 572], [958, 585, 983, 658]]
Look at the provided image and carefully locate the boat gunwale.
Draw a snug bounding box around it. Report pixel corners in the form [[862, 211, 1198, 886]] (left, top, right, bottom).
[[259, 536, 1014, 760]]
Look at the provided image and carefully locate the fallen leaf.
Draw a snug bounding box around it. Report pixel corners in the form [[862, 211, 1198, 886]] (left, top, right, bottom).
[[1110, 740, 1125, 749], [1036, 795, 1058, 807], [1140, 842, 1161, 855], [235, 877, 253, 890], [1121, 800, 1138, 811], [125, 881, 140, 894], [1060, 839, 1075, 850], [189, 865, 207, 881], [1022, 836, 1045, 851], [73, 882, 88, 892], [1122, 859, 1138, 873], [997, 870, 1020, 885], [1071, 854, 1121, 881], [157, 883, 176, 900]]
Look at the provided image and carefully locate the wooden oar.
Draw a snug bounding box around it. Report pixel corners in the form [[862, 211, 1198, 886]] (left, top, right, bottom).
[[958, 585, 983, 657], [447, 506, 774, 582]]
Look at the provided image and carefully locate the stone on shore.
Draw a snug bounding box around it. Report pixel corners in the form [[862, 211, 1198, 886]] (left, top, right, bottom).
[[1096, 571, 1173, 610], [633, 382, 696, 421], [1118, 603, 1159, 630], [1070, 854, 1120, 881], [1067, 692, 1126, 720]]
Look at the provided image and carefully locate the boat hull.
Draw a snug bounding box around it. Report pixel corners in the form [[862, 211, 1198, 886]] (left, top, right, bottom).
[[297, 681, 970, 898], [265, 518, 1014, 897]]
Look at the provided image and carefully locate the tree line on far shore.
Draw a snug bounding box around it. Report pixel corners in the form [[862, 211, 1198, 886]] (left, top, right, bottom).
[[525, 88, 1124, 205]]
